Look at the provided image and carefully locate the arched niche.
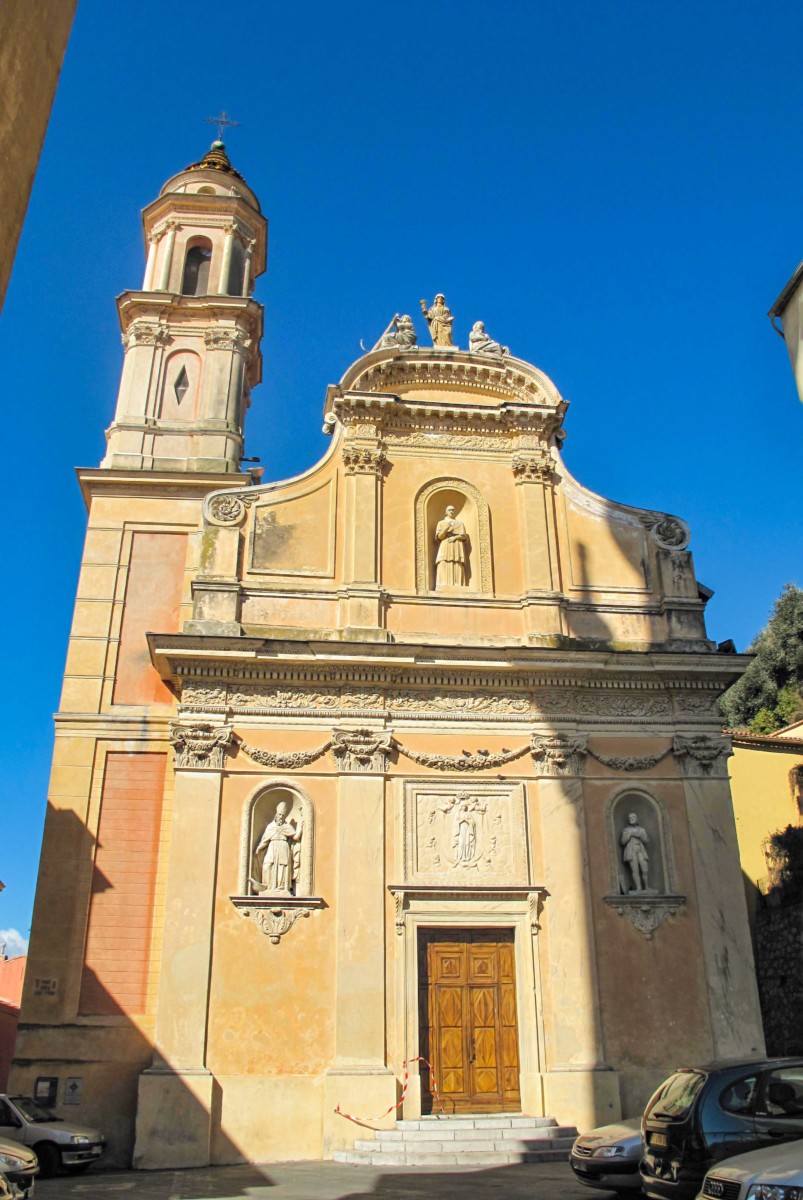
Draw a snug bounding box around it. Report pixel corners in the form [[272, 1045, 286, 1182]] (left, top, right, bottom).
[[158, 349, 202, 421], [415, 477, 492, 594], [606, 788, 675, 897], [238, 783, 314, 898]]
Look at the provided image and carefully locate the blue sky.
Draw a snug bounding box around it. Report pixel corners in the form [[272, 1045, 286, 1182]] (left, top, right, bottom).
[[1, 0, 802, 943]]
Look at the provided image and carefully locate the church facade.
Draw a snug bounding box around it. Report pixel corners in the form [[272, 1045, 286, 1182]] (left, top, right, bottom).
[[13, 146, 765, 1169]]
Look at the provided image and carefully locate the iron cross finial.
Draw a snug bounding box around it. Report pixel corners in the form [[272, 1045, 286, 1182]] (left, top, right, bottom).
[[205, 111, 240, 142]]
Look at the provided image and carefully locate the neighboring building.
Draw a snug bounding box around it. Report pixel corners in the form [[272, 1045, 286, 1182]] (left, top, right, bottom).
[[730, 721, 803, 925], [769, 261, 803, 405], [0, 956, 26, 1090], [13, 145, 766, 1170], [0, 0, 78, 314]]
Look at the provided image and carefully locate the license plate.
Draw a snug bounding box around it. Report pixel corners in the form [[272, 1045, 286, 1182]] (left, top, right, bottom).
[[91, 1147, 102, 1155], [651, 1132, 668, 1149]]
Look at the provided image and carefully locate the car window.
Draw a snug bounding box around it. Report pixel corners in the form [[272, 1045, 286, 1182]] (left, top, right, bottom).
[[0, 1099, 14, 1124], [720, 1075, 758, 1115], [9, 1096, 53, 1122], [758, 1068, 803, 1118], [647, 1071, 706, 1119]]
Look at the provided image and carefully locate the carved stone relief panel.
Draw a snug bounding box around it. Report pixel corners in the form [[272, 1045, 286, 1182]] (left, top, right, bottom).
[[403, 781, 529, 885]]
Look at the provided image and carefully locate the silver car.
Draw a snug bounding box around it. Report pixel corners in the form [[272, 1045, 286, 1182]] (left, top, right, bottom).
[[0, 1096, 104, 1177], [571, 1118, 644, 1194], [697, 1140, 803, 1199]]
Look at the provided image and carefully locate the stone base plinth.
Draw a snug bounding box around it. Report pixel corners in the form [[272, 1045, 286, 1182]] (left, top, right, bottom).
[[133, 1069, 214, 1169], [322, 1068, 398, 1156]]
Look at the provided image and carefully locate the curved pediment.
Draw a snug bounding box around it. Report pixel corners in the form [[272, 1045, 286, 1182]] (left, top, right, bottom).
[[335, 347, 565, 411]]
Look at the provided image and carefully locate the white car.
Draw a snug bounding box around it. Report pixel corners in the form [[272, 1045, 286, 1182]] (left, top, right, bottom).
[[697, 1141, 803, 1200]]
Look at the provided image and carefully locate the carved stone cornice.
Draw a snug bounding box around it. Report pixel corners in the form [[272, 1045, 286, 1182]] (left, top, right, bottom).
[[673, 734, 733, 776], [342, 446, 387, 476], [230, 895, 325, 944], [338, 348, 566, 411], [169, 720, 237, 769], [389, 885, 549, 937], [512, 453, 555, 484], [331, 727, 393, 773], [604, 894, 686, 939]]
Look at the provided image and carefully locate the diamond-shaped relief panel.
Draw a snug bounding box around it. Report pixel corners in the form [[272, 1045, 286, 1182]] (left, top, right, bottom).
[[174, 366, 189, 403]]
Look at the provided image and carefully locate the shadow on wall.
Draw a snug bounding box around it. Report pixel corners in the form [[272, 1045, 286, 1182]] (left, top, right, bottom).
[[11, 805, 247, 1172]]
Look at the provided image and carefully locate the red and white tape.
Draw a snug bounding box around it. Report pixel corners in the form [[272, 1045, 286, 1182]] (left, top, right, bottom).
[[334, 1056, 444, 1126]]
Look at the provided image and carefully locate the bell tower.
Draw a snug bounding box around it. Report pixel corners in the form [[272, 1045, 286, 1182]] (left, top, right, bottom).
[[102, 141, 267, 473]]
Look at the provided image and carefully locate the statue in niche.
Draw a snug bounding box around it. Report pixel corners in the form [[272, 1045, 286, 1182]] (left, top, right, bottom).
[[620, 812, 652, 893], [435, 504, 469, 588], [469, 321, 509, 357], [255, 801, 303, 895], [373, 313, 418, 351], [420, 294, 455, 346]]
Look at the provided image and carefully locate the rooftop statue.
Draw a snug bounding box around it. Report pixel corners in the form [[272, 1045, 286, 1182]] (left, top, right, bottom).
[[372, 313, 418, 351], [420, 294, 455, 347], [469, 320, 509, 358]]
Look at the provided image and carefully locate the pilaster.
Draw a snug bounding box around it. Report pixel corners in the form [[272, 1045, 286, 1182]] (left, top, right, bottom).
[[133, 720, 236, 1170], [533, 734, 621, 1129], [676, 733, 766, 1059], [322, 728, 397, 1154], [513, 450, 563, 637]]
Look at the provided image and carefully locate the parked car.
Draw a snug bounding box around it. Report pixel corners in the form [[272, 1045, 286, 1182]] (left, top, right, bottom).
[[0, 1173, 14, 1200], [641, 1057, 803, 1200], [0, 1094, 105, 1176], [697, 1140, 803, 1200], [0, 1137, 38, 1199], [570, 1117, 643, 1193]]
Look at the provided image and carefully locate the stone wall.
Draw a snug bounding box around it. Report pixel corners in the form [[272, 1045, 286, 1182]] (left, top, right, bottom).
[[755, 900, 803, 1055]]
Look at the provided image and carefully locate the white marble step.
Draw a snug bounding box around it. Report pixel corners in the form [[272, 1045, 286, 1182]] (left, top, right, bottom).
[[332, 1115, 578, 1166]]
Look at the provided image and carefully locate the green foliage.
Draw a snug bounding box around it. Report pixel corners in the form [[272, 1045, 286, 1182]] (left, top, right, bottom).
[[764, 824, 803, 905], [720, 583, 803, 730], [750, 708, 782, 735]]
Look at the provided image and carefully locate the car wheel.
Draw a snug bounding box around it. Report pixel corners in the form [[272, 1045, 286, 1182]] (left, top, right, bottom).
[[33, 1142, 61, 1177]]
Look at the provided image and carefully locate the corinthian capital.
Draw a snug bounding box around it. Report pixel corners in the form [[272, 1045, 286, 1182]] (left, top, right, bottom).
[[531, 733, 588, 776], [673, 734, 732, 777], [169, 721, 237, 769], [331, 727, 393, 773]]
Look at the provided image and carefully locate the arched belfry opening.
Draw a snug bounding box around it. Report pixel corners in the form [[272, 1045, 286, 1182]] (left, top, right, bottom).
[[181, 240, 213, 296], [415, 477, 492, 594]]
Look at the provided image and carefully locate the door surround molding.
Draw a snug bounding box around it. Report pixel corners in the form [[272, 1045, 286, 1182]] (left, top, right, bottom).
[[388, 886, 546, 1119]]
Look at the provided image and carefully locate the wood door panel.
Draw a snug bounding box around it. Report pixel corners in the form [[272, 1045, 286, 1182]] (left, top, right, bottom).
[[420, 929, 521, 1114]]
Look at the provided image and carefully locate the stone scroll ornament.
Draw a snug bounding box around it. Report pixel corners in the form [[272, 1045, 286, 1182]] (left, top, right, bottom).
[[169, 721, 237, 769], [205, 490, 257, 526]]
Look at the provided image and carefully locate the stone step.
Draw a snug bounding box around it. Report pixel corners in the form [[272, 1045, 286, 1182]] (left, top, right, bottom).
[[396, 1115, 558, 1130], [353, 1135, 576, 1154], [332, 1147, 572, 1166]]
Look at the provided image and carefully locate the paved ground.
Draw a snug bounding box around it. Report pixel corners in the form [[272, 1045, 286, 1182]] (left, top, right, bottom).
[[33, 1160, 617, 1200]]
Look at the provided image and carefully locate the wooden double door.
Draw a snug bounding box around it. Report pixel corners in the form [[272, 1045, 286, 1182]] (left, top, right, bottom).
[[418, 928, 521, 1114]]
